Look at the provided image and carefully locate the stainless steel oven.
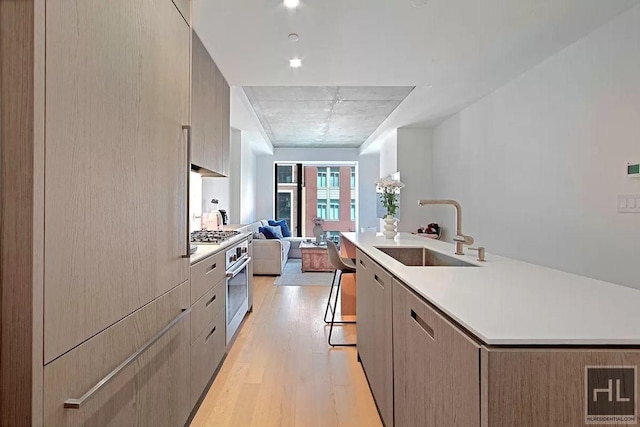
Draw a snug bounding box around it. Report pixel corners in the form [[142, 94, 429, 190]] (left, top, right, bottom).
[[225, 240, 250, 344]]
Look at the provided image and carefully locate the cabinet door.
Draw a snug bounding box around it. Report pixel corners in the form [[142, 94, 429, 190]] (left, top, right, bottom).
[[44, 0, 190, 362], [393, 279, 480, 427], [44, 282, 190, 427], [356, 250, 394, 426], [191, 31, 222, 174]]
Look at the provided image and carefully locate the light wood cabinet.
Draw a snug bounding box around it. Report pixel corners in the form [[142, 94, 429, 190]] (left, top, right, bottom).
[[188, 249, 229, 411], [191, 30, 230, 176], [190, 308, 226, 410], [43, 281, 191, 427], [393, 279, 480, 427], [481, 348, 640, 427], [190, 249, 226, 305], [43, 0, 190, 363], [356, 250, 394, 427]]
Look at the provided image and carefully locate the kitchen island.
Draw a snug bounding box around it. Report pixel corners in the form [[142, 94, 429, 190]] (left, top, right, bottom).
[[343, 231, 640, 427]]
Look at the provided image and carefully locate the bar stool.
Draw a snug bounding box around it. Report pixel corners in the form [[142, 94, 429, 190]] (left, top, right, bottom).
[[324, 240, 356, 347]]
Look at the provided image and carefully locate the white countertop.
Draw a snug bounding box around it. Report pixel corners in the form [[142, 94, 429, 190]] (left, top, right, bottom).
[[189, 232, 250, 265], [343, 232, 640, 346]]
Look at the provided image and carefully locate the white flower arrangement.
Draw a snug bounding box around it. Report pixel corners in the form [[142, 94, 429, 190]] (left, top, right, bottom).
[[375, 176, 405, 217]]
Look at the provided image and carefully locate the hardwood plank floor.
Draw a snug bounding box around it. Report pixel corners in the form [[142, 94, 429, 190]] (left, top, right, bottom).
[[190, 276, 382, 427]]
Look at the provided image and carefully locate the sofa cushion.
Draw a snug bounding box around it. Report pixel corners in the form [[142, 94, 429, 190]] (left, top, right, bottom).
[[259, 225, 283, 239], [268, 219, 291, 237]]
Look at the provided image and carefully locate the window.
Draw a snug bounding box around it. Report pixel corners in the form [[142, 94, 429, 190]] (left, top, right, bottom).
[[326, 231, 341, 244], [329, 199, 340, 220], [276, 192, 292, 226], [350, 167, 356, 188], [329, 167, 340, 187], [351, 199, 356, 221], [317, 170, 327, 188], [317, 200, 327, 219], [277, 165, 293, 183]]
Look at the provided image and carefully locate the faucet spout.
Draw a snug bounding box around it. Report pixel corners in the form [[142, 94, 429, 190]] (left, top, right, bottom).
[[417, 199, 474, 255]]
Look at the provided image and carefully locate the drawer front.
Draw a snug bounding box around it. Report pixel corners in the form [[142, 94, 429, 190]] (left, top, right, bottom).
[[191, 250, 225, 304], [190, 309, 226, 409], [191, 278, 225, 343], [44, 281, 191, 427], [393, 280, 480, 427], [370, 258, 392, 291]]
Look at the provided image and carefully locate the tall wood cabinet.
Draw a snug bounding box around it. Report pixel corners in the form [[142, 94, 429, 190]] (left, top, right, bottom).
[[1, 0, 192, 424], [44, 0, 190, 364], [191, 30, 231, 177]]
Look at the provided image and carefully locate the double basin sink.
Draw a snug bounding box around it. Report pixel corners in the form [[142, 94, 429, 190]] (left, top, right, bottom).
[[374, 246, 477, 267]]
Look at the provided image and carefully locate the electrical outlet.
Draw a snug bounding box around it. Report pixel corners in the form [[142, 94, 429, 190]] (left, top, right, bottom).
[[618, 194, 640, 213]]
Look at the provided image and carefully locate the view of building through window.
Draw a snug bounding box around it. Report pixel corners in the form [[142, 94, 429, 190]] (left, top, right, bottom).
[[275, 162, 357, 240]]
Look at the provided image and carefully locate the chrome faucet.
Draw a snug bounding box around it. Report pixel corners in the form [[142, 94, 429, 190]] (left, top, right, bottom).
[[417, 199, 474, 255]]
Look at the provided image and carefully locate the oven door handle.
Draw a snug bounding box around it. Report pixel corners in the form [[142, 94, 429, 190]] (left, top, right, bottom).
[[226, 257, 251, 278]]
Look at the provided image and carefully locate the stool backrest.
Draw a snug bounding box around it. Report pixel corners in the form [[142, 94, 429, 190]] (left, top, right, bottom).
[[326, 240, 351, 271]]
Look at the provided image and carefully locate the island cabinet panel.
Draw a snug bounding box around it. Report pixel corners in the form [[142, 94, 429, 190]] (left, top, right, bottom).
[[481, 348, 640, 427], [43, 281, 191, 427], [356, 249, 394, 427], [393, 279, 480, 427], [43, 0, 190, 363]]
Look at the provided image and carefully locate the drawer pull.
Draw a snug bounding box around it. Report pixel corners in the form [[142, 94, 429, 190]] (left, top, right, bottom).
[[205, 326, 217, 342], [374, 274, 384, 288], [411, 309, 435, 340], [206, 263, 217, 273], [64, 308, 191, 409], [205, 294, 217, 308]]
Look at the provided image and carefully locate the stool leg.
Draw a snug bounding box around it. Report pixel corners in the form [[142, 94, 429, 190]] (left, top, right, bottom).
[[323, 270, 337, 324], [328, 270, 356, 347]]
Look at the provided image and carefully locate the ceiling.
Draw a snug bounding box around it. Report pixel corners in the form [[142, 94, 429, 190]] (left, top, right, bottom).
[[193, 0, 639, 152], [244, 86, 414, 147]]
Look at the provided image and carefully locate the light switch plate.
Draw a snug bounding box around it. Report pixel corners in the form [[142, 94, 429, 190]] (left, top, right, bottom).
[[618, 194, 640, 213]]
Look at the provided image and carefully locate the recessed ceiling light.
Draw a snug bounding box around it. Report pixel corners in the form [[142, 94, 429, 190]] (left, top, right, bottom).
[[284, 0, 299, 9], [288, 33, 300, 42], [289, 58, 302, 68]]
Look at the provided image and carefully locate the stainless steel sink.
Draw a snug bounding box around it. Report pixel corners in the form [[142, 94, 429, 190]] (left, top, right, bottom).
[[374, 246, 477, 267]]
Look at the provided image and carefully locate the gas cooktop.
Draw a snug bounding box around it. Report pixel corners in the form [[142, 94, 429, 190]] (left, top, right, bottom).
[[190, 229, 241, 244]]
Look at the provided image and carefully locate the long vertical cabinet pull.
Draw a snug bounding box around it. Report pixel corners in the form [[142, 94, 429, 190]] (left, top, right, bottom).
[[182, 125, 192, 258], [64, 308, 191, 409]]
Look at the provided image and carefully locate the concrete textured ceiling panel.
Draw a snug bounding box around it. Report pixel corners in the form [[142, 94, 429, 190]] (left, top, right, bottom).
[[244, 86, 414, 147], [194, 0, 639, 151]]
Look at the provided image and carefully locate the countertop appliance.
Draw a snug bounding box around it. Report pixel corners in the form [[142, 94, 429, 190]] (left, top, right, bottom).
[[225, 240, 250, 344]]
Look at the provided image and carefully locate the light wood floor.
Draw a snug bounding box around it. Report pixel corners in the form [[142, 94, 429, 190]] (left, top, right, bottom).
[[190, 276, 383, 427]]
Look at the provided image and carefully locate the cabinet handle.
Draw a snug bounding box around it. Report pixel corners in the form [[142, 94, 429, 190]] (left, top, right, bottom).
[[359, 259, 366, 268], [181, 124, 192, 258], [205, 294, 217, 308], [205, 263, 217, 273], [411, 309, 435, 340], [64, 308, 191, 409], [374, 274, 385, 288], [205, 326, 217, 342]]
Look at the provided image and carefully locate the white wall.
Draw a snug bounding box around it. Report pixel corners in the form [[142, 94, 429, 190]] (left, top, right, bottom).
[[397, 128, 435, 232], [430, 5, 640, 289], [255, 147, 380, 230], [239, 134, 258, 224]]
